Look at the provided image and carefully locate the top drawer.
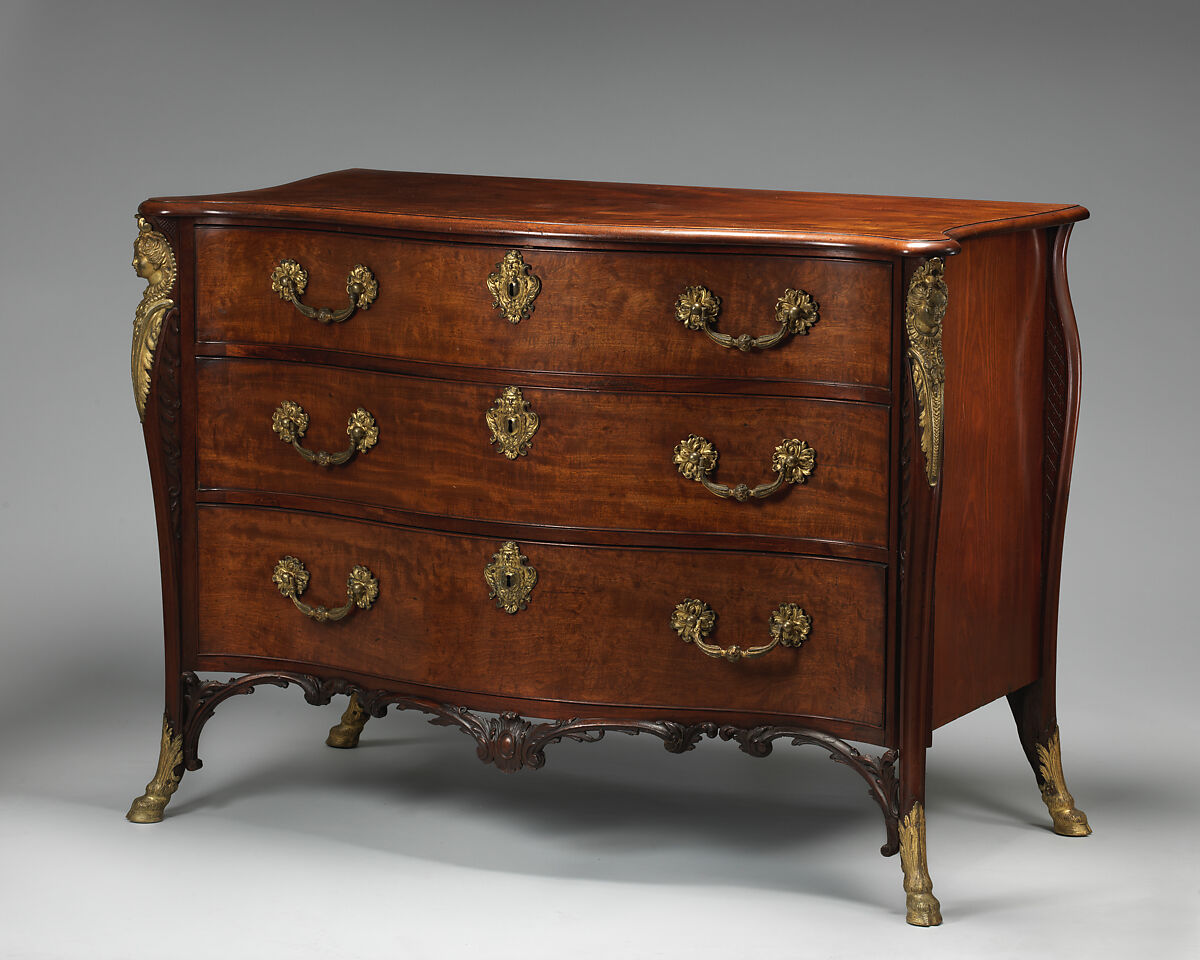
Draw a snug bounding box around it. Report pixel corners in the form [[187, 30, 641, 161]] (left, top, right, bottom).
[[194, 226, 892, 389]]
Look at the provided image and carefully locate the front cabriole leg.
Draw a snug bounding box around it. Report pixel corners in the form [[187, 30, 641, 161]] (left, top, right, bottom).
[[326, 692, 369, 748], [126, 715, 184, 823]]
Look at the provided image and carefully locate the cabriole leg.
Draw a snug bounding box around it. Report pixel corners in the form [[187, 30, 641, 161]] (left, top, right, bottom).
[[126, 715, 184, 823], [326, 692, 369, 748]]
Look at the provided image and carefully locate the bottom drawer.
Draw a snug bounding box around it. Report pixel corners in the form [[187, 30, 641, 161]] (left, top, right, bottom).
[[194, 506, 888, 728]]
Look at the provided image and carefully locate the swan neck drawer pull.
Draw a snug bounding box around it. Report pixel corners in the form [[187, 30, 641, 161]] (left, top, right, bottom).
[[272, 401, 378, 466], [270, 258, 378, 324], [272, 557, 379, 623], [671, 599, 811, 663], [673, 435, 816, 502], [675, 285, 818, 352]]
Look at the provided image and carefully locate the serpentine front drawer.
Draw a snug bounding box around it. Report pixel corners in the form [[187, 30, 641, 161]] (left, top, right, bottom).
[[193, 356, 891, 550], [193, 504, 889, 730], [193, 225, 893, 391]]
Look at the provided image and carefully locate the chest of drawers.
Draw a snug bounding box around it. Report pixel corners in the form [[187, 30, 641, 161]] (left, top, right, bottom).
[[125, 170, 1092, 924]]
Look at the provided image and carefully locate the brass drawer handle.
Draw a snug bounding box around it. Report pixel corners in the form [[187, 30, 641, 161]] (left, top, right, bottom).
[[272, 401, 378, 466], [672, 599, 811, 663], [270, 258, 378, 324], [272, 556, 379, 623], [674, 435, 816, 502], [675, 285, 818, 352]]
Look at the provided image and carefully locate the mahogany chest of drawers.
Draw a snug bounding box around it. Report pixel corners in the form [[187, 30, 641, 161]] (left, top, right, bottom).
[[125, 170, 1092, 924]]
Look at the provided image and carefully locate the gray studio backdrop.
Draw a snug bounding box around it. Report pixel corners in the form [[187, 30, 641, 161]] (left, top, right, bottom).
[[1, 2, 1196, 958]]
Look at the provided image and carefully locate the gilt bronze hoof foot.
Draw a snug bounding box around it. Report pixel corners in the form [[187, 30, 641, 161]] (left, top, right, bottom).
[[126, 715, 184, 824], [326, 693, 369, 749], [899, 802, 942, 926], [1037, 727, 1091, 837]]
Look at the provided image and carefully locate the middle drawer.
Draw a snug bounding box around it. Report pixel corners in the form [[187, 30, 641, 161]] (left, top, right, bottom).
[[196, 358, 890, 548]]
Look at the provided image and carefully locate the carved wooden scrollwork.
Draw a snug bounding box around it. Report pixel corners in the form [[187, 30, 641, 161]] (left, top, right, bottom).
[[175, 671, 900, 853]]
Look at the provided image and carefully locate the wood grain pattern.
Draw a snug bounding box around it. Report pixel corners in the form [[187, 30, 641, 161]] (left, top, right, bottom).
[[147, 169, 1088, 256], [194, 358, 890, 548], [194, 225, 893, 388], [930, 231, 1047, 728], [194, 505, 889, 728]]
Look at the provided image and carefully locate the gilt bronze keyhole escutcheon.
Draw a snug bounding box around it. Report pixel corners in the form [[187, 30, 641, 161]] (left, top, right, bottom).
[[485, 386, 539, 458], [484, 541, 537, 614], [487, 250, 541, 323]]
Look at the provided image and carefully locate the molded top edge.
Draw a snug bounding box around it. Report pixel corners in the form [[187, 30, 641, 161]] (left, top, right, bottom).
[[142, 168, 1089, 256]]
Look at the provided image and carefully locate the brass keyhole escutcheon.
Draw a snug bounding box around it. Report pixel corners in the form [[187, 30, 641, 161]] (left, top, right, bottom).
[[487, 250, 541, 323], [486, 386, 539, 459], [484, 541, 537, 614]]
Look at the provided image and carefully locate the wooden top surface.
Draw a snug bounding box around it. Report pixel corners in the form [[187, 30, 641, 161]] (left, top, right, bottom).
[[143, 169, 1088, 256]]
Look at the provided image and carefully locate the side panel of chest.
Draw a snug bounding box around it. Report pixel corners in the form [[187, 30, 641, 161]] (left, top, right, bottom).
[[930, 230, 1047, 727]]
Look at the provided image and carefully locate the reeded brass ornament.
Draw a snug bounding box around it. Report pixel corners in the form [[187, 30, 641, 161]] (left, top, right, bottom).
[[271, 401, 378, 466], [484, 541, 537, 614], [673, 435, 816, 502], [905, 259, 947, 486], [270, 258, 377, 324], [487, 250, 541, 323], [1036, 727, 1091, 837], [675, 284, 819, 352], [671, 599, 811, 663], [272, 556, 379, 623], [130, 216, 177, 421], [485, 386, 539, 459]]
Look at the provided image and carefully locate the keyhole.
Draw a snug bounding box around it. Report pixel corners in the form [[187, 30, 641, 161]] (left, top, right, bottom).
[[504, 416, 518, 435], [503, 572, 516, 589], [507, 280, 519, 298]]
